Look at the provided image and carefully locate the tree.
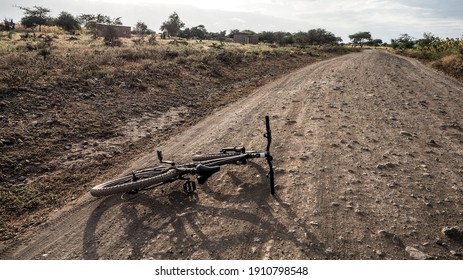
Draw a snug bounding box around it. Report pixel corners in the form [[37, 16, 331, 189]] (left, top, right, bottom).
[[78, 13, 123, 29], [77, 14, 96, 28], [2, 18, 15, 31], [348, 31, 372, 47], [191, 25, 207, 40], [228, 29, 241, 38], [160, 12, 185, 37], [113, 17, 122, 25], [241, 29, 256, 35], [78, 13, 123, 39], [281, 35, 294, 46], [55, 12, 80, 34], [18, 5, 52, 31], [134, 21, 148, 35], [416, 32, 439, 50], [178, 28, 191, 39], [208, 30, 227, 43], [366, 39, 383, 47], [391, 34, 415, 49], [307, 28, 341, 45], [258, 31, 276, 43], [257, 31, 297, 45]]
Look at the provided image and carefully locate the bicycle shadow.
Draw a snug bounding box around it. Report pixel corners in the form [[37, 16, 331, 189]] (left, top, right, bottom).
[[83, 162, 327, 259]]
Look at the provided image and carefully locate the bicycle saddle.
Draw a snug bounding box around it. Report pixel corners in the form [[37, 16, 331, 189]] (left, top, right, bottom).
[[196, 164, 220, 184]]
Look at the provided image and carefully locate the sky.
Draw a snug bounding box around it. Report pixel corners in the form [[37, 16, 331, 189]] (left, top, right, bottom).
[[2, 0, 462, 42]]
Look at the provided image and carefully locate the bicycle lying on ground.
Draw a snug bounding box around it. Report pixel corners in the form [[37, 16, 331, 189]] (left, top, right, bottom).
[[90, 116, 275, 197]]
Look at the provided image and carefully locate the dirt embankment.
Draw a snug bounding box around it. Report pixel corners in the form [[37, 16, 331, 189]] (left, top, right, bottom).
[[1, 50, 463, 260]]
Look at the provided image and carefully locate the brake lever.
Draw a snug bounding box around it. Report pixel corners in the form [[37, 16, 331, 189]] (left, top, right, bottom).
[[157, 150, 175, 166], [264, 115, 272, 153]]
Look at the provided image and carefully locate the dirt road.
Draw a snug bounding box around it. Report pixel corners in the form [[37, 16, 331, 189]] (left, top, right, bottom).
[[1, 50, 462, 260]]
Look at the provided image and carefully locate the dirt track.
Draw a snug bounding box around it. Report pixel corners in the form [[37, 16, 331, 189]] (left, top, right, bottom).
[[1, 50, 463, 260]]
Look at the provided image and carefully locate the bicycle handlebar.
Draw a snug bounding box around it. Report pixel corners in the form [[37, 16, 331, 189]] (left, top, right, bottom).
[[264, 115, 275, 195], [157, 115, 275, 195]]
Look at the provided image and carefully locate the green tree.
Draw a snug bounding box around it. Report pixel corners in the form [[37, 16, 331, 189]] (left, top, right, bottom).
[[366, 39, 383, 47], [208, 30, 227, 43], [55, 12, 81, 34], [416, 32, 439, 50], [160, 12, 185, 37], [258, 31, 292, 45], [178, 27, 191, 38], [391, 34, 415, 49], [258, 31, 276, 43], [307, 28, 341, 45], [293, 31, 308, 45], [134, 21, 148, 35], [78, 13, 122, 29], [77, 14, 96, 28], [191, 25, 207, 40], [348, 31, 372, 47], [281, 35, 294, 46], [18, 5, 52, 31]]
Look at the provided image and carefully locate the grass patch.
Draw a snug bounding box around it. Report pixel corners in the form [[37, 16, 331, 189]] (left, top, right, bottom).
[[393, 47, 463, 80]]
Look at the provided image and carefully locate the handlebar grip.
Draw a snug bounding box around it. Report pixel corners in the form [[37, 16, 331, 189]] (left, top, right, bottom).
[[264, 115, 275, 195], [265, 115, 272, 153]]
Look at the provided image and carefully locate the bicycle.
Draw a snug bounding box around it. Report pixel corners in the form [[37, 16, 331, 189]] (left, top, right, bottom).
[[90, 116, 275, 197]]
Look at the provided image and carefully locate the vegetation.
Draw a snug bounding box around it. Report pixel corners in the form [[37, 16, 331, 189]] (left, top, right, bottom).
[[160, 12, 185, 38], [179, 25, 208, 40], [390, 33, 463, 80], [55, 12, 81, 34], [18, 6, 52, 32], [77, 13, 123, 28], [1, 18, 15, 31], [391, 33, 415, 49], [348, 31, 383, 47], [134, 21, 148, 35]]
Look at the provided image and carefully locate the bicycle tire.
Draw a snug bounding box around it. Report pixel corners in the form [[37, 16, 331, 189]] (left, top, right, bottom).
[[90, 169, 179, 197], [192, 153, 241, 162]]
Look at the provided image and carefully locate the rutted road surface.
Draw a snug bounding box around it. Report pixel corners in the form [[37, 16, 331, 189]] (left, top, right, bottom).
[[2, 50, 463, 259]]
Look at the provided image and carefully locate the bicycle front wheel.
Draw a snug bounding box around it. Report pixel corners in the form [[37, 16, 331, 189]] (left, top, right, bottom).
[[90, 169, 179, 197]]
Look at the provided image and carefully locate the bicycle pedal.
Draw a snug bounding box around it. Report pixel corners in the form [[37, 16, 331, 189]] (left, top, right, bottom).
[[183, 180, 196, 194]]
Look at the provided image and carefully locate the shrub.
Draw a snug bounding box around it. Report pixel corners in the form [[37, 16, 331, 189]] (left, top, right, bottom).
[[0, 67, 40, 88]]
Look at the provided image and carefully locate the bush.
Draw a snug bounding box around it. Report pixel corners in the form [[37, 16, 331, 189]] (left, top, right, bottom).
[[0, 67, 40, 88], [104, 37, 123, 47]]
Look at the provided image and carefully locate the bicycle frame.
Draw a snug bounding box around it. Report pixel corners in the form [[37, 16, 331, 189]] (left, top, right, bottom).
[[158, 116, 275, 195], [91, 116, 275, 198]]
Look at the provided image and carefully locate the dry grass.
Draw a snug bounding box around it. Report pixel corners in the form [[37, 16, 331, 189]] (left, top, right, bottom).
[[393, 46, 463, 80], [1, 34, 349, 89]]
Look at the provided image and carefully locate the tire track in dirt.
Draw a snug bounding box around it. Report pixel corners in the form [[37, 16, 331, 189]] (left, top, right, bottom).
[[2, 50, 462, 260]]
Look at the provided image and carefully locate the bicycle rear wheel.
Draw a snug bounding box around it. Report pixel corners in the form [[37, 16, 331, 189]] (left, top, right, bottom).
[[90, 169, 179, 197], [192, 153, 241, 162]]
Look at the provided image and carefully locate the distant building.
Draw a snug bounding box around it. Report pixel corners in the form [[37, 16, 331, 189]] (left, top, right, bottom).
[[233, 33, 260, 44], [96, 23, 131, 38]]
